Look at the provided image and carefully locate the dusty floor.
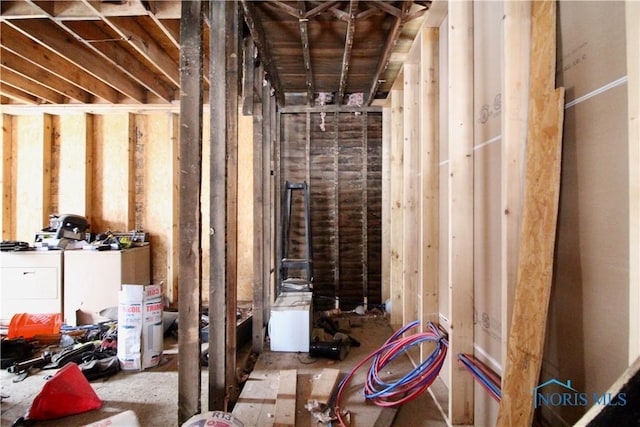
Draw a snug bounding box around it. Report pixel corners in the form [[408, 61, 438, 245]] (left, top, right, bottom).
[[1, 315, 448, 427]]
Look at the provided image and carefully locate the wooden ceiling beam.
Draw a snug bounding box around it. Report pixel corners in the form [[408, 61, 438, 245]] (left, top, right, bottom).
[[24, 0, 176, 102], [304, 1, 340, 19], [269, 1, 302, 19], [0, 47, 92, 103], [369, 1, 403, 18], [298, 1, 314, 105], [337, 0, 359, 105], [365, 1, 412, 105], [61, 20, 175, 101], [0, 66, 66, 104], [80, 0, 180, 87], [240, 0, 285, 106], [0, 83, 40, 104], [6, 17, 145, 102], [1, 22, 121, 103]]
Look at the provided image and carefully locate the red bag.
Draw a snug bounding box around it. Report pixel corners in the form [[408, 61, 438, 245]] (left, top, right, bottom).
[[27, 363, 102, 420]]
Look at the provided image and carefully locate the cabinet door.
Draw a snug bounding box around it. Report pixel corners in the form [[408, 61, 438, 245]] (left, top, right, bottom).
[[1, 266, 61, 322]]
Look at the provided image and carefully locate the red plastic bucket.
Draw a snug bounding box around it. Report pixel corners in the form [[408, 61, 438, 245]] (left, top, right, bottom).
[[7, 313, 62, 339]]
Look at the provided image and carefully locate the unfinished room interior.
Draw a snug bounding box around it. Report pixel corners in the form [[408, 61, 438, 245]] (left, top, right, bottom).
[[1, 0, 639, 426]]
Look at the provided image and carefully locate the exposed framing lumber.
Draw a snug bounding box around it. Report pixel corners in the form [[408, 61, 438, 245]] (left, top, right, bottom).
[[362, 112, 369, 305], [381, 105, 391, 304], [242, 37, 256, 116], [627, 0, 640, 365], [298, 1, 315, 106], [209, 0, 227, 407], [265, 79, 276, 320], [337, 0, 358, 105], [333, 111, 340, 307], [447, 1, 474, 424], [278, 105, 381, 114], [389, 87, 404, 326], [1, 24, 119, 103], [0, 114, 13, 240], [496, 1, 565, 425], [177, 0, 203, 423], [0, 48, 92, 104], [0, 84, 38, 105], [169, 113, 180, 305], [5, 18, 145, 102], [365, 1, 411, 106], [58, 20, 175, 101], [274, 370, 297, 426], [418, 27, 439, 335], [500, 0, 530, 378], [402, 63, 420, 326], [304, 1, 340, 19], [225, 0, 241, 405], [21, 0, 175, 102], [0, 67, 65, 104], [84, 11, 180, 86], [252, 87, 265, 352], [240, 0, 285, 106]]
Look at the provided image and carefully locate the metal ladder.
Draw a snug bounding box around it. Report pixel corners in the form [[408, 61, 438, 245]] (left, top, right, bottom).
[[279, 181, 313, 293]]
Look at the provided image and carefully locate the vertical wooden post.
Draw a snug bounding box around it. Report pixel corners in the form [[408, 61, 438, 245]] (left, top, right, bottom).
[[448, 0, 474, 424], [497, 1, 565, 425], [627, 0, 640, 365], [253, 93, 265, 352], [224, 0, 240, 404], [419, 27, 440, 335], [169, 113, 180, 305], [389, 86, 404, 326], [381, 105, 391, 305], [209, 0, 241, 410], [178, 0, 203, 422], [501, 0, 530, 372], [1, 114, 13, 240], [403, 63, 419, 326]]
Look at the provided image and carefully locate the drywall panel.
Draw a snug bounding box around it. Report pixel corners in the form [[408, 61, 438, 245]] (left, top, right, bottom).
[[472, 140, 502, 426], [557, 1, 627, 103], [472, 3, 503, 425], [541, 84, 629, 426], [474, 0, 503, 143]]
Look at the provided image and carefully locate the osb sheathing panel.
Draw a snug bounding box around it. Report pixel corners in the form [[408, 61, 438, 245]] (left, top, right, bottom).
[[141, 113, 176, 295], [56, 114, 92, 218], [91, 114, 133, 233], [539, 1, 628, 425], [14, 114, 51, 242]]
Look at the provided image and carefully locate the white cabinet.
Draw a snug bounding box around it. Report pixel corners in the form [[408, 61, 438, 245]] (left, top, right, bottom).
[[0, 251, 64, 324], [268, 292, 312, 352], [64, 245, 150, 326]]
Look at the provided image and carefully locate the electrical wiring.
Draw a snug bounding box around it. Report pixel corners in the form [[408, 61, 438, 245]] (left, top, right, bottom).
[[457, 353, 502, 402], [329, 320, 448, 427]]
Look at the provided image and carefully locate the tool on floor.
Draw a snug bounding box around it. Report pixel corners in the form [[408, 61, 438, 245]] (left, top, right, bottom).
[[279, 181, 313, 293]]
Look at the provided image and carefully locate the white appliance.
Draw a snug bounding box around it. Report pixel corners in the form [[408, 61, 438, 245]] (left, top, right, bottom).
[[268, 292, 312, 352]]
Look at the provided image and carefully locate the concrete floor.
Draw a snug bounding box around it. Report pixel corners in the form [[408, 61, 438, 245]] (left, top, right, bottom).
[[1, 316, 448, 427]]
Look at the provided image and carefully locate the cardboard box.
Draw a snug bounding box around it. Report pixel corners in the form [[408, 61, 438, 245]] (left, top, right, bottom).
[[117, 284, 163, 370]]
